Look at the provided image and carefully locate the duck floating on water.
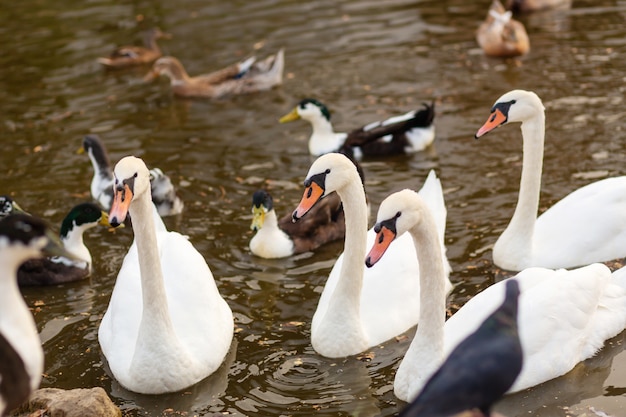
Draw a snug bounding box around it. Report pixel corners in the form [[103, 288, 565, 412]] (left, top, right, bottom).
[[97, 27, 171, 69], [476, 0, 530, 58], [145, 48, 285, 99], [280, 99, 436, 158]]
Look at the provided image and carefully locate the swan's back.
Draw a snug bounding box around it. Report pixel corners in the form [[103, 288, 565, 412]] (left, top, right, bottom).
[[532, 176, 626, 269], [443, 263, 626, 393]]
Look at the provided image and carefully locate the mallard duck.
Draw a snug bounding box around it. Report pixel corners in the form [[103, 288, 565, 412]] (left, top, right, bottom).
[[292, 153, 452, 358], [506, 0, 572, 12], [0, 195, 26, 218], [475, 90, 626, 271], [399, 280, 522, 417], [279, 99, 436, 158], [476, 0, 530, 57], [79, 134, 184, 216], [366, 189, 626, 401], [99, 156, 233, 394], [144, 48, 284, 99], [249, 189, 345, 259], [17, 203, 112, 286], [97, 27, 171, 69], [0, 214, 76, 417]]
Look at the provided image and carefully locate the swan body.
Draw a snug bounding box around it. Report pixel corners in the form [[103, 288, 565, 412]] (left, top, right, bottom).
[[279, 99, 436, 157], [146, 49, 284, 99], [99, 156, 233, 394], [249, 189, 344, 259], [292, 153, 451, 358], [80, 134, 184, 216], [475, 89, 626, 271], [17, 202, 111, 286], [0, 214, 76, 416], [98, 28, 171, 69], [476, 0, 530, 57], [366, 189, 626, 402]]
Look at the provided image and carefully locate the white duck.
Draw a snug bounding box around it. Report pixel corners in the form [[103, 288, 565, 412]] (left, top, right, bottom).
[[98, 156, 233, 395], [292, 153, 452, 358], [475, 89, 626, 271], [365, 189, 626, 402], [0, 214, 75, 416]]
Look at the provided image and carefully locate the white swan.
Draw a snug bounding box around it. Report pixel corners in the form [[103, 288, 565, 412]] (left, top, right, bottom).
[[475, 89, 626, 271], [98, 156, 233, 395], [292, 152, 451, 358], [365, 189, 626, 402]]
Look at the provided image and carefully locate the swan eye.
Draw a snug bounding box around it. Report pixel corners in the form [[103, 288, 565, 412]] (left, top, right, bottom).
[[395, 211, 401, 218], [325, 169, 330, 174], [133, 173, 138, 178]]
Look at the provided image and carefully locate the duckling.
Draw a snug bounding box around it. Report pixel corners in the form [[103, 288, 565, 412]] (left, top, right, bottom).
[[506, 0, 572, 13], [0, 195, 27, 218], [279, 99, 436, 158], [17, 203, 112, 286], [97, 27, 171, 69], [476, 0, 530, 57], [249, 189, 345, 259], [0, 214, 76, 416], [79, 134, 184, 216], [144, 48, 284, 99]]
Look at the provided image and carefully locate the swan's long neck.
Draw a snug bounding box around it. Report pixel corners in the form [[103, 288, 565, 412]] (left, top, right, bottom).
[[325, 180, 369, 332], [495, 112, 545, 266], [396, 206, 447, 400], [129, 193, 176, 338]]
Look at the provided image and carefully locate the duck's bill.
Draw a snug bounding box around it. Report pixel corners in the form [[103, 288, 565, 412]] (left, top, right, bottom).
[[365, 227, 396, 267], [279, 108, 300, 123], [292, 182, 324, 222]]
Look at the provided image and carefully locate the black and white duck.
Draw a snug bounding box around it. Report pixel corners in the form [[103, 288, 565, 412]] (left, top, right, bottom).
[[79, 134, 184, 216], [279, 99, 436, 158], [0, 195, 27, 218]]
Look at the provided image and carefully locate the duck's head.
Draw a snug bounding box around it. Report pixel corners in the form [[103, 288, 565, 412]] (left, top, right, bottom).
[[110, 156, 151, 227], [366, 190, 423, 267], [0, 213, 75, 265], [145, 56, 187, 82], [280, 98, 331, 124], [292, 153, 357, 221], [250, 190, 273, 231], [60, 202, 112, 240], [475, 89, 544, 138], [0, 195, 27, 219]]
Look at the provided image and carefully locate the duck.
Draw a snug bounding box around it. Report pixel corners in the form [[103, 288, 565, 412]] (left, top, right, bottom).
[[365, 189, 626, 402], [279, 99, 436, 158], [0, 195, 26, 218], [475, 89, 626, 271], [506, 0, 572, 13], [399, 279, 522, 417], [17, 202, 111, 286], [0, 213, 76, 417], [80, 134, 184, 216], [292, 153, 452, 358], [249, 189, 345, 259], [476, 0, 530, 58], [98, 156, 234, 394], [144, 48, 284, 99], [97, 27, 171, 69]]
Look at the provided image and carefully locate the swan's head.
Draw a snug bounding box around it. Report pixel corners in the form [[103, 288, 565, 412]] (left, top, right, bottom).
[[110, 156, 151, 227], [250, 190, 273, 231], [365, 189, 423, 267], [279, 98, 331, 124], [292, 152, 357, 222], [475, 89, 544, 138]]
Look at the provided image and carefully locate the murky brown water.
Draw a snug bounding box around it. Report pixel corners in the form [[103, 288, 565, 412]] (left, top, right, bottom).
[[2, 0, 626, 416]]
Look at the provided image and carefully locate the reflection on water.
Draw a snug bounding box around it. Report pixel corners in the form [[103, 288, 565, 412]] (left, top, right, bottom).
[[3, 0, 626, 416]]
